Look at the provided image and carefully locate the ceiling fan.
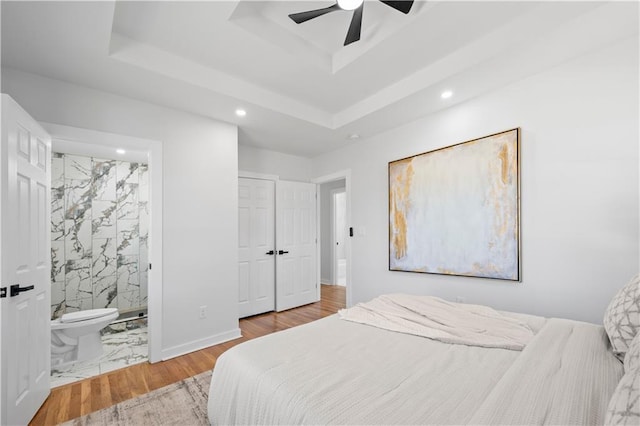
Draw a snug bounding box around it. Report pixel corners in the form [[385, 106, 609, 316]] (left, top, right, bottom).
[[288, 0, 414, 46]]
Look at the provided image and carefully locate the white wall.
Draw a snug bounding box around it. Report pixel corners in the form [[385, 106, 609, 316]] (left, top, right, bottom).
[[312, 36, 639, 324], [2, 68, 241, 357], [320, 180, 345, 283], [239, 144, 312, 182]]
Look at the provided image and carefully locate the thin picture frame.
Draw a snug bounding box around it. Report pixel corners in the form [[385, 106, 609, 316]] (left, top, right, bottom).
[[388, 128, 521, 281]]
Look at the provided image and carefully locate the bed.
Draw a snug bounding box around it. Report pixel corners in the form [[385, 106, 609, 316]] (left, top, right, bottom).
[[208, 279, 640, 425]]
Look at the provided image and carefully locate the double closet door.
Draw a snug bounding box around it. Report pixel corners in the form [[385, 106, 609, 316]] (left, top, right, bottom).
[[238, 178, 318, 318]]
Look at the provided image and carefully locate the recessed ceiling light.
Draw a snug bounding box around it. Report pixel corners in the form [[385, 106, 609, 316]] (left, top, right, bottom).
[[116, 149, 126, 155], [337, 0, 364, 11], [441, 90, 453, 99], [348, 133, 360, 140], [235, 109, 247, 117]]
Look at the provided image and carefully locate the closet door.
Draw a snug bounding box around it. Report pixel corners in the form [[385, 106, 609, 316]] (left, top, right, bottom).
[[275, 181, 318, 311], [238, 178, 275, 318]]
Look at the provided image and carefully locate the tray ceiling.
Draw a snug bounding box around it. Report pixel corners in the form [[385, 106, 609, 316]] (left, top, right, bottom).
[[2, 1, 638, 156]]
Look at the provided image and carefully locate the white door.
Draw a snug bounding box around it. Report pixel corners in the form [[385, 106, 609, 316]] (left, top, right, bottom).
[[0, 95, 52, 425], [276, 181, 318, 311], [333, 190, 347, 286], [238, 178, 275, 318]]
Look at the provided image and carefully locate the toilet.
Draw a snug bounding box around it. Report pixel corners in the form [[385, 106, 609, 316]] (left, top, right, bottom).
[[51, 308, 119, 367]]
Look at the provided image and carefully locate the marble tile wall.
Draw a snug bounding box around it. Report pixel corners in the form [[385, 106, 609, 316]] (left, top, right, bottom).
[[51, 153, 149, 319]]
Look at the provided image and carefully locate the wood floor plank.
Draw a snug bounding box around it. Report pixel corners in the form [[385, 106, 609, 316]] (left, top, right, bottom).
[[66, 383, 82, 420], [107, 372, 130, 406], [79, 380, 92, 417], [142, 359, 169, 391], [125, 366, 149, 398], [30, 285, 345, 425], [91, 376, 110, 413]]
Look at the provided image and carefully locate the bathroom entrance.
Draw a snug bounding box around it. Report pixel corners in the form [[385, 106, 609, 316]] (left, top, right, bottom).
[[43, 124, 162, 387], [50, 151, 150, 384]]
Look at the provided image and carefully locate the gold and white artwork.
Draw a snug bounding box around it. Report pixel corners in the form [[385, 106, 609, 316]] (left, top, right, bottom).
[[389, 129, 520, 280]]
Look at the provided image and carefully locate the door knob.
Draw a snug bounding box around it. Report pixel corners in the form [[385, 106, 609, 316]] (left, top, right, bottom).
[[266, 250, 275, 255], [278, 250, 289, 255], [10, 284, 34, 297]]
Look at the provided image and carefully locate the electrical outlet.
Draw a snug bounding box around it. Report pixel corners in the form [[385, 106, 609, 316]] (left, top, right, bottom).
[[455, 296, 465, 303], [199, 305, 207, 319]]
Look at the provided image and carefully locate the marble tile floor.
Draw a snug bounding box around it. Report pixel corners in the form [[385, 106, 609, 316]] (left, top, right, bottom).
[[51, 319, 148, 388]]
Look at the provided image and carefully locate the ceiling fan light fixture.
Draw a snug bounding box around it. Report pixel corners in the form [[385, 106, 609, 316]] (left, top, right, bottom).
[[288, 0, 413, 46], [337, 0, 364, 11]]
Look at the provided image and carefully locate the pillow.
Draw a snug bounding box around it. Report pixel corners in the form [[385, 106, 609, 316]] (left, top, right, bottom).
[[624, 333, 640, 372], [605, 367, 639, 425], [604, 274, 640, 359]]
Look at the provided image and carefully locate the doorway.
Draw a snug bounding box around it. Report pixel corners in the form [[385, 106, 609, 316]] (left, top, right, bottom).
[[314, 170, 351, 307], [40, 123, 164, 375]]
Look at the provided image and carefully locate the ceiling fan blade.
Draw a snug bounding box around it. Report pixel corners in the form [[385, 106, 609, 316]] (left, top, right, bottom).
[[378, 0, 414, 14], [288, 3, 341, 24], [344, 4, 363, 46]]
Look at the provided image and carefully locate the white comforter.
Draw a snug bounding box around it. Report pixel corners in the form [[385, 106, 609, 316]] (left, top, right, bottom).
[[208, 312, 622, 425], [339, 294, 534, 350]]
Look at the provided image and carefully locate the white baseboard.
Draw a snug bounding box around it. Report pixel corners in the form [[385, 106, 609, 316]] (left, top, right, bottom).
[[321, 279, 332, 285], [160, 328, 242, 361]]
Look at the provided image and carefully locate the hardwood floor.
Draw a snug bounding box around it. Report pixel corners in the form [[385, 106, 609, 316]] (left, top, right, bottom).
[[31, 285, 346, 425]]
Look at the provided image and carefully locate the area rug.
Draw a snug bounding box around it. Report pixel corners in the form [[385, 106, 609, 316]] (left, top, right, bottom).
[[63, 371, 212, 425]]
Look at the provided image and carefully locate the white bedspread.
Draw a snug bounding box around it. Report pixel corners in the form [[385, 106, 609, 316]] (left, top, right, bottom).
[[339, 294, 534, 350], [469, 318, 623, 425], [208, 310, 623, 425]]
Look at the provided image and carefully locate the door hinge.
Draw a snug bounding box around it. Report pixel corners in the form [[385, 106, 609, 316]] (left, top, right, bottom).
[[0, 287, 6, 298], [149, 263, 152, 270]]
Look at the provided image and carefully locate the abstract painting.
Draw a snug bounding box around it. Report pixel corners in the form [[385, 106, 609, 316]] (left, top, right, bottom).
[[389, 128, 520, 281]]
